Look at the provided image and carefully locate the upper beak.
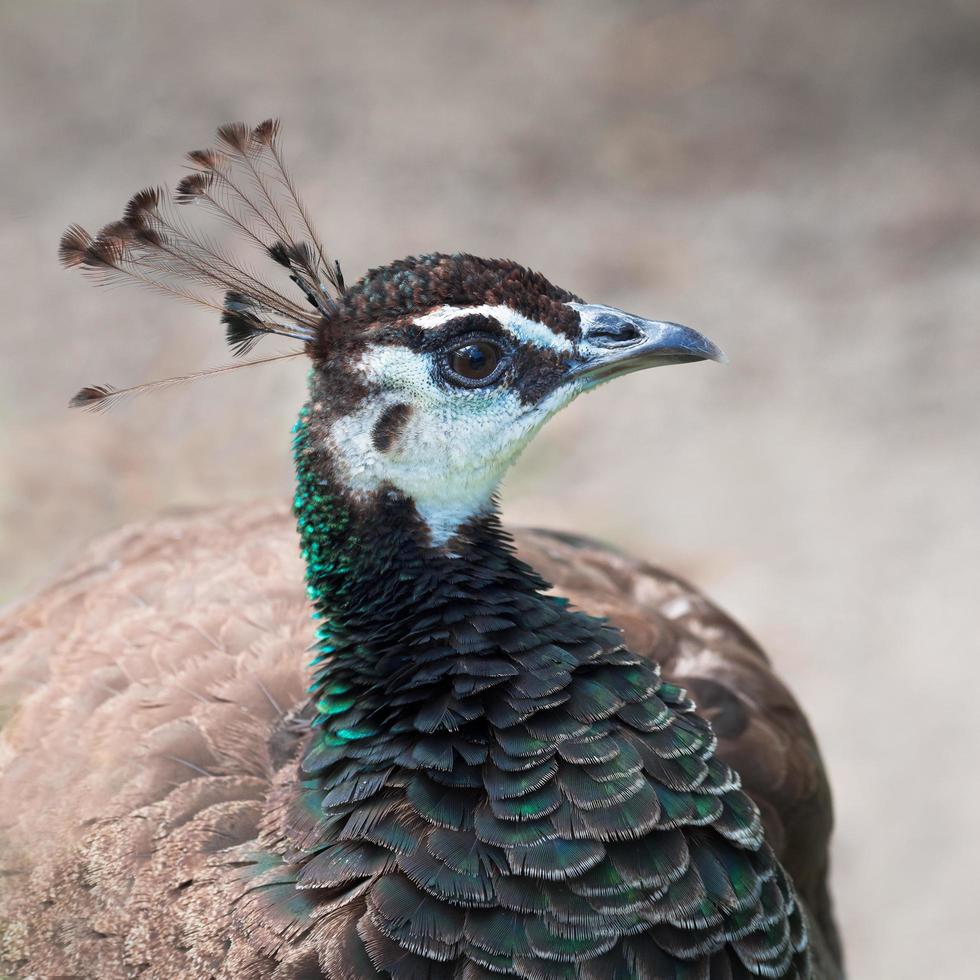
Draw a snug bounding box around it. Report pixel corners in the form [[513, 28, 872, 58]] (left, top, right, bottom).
[[569, 303, 725, 385]]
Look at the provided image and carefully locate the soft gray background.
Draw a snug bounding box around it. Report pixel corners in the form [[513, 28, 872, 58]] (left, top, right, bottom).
[[2, 1, 978, 976]]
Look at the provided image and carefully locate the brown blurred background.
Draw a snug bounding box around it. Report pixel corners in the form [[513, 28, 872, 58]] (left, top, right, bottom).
[[2, 1, 978, 976]]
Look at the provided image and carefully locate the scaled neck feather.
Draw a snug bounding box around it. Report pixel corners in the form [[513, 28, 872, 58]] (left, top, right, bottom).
[[272, 406, 811, 979]]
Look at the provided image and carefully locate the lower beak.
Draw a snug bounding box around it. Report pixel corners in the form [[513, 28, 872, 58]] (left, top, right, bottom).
[[569, 304, 726, 386]]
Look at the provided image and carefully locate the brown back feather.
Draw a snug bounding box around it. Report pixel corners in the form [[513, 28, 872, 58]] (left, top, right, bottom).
[[0, 505, 840, 978]]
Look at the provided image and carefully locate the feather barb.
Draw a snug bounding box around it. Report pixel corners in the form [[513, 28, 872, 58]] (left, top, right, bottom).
[[69, 352, 304, 412]]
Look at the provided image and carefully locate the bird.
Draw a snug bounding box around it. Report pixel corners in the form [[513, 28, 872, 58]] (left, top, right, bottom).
[[0, 121, 842, 979]]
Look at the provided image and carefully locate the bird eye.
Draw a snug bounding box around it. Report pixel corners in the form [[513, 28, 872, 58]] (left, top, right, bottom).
[[445, 340, 503, 385]]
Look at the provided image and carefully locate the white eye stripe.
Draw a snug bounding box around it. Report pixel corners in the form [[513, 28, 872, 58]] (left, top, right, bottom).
[[412, 304, 574, 353]]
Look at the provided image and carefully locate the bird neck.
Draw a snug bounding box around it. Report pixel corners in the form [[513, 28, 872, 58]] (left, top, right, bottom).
[[283, 411, 808, 978], [292, 405, 577, 716]]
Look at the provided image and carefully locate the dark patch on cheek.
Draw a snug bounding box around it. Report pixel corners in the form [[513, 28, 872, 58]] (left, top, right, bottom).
[[511, 346, 570, 405], [372, 402, 413, 453]]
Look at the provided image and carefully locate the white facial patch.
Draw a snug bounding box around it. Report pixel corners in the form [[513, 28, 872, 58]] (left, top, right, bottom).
[[413, 304, 574, 354], [324, 343, 578, 547]]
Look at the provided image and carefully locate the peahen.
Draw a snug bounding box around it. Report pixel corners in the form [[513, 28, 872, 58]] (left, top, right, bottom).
[[0, 121, 842, 979]]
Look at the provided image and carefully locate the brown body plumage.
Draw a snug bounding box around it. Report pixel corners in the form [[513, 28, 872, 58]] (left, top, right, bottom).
[[0, 504, 840, 977]]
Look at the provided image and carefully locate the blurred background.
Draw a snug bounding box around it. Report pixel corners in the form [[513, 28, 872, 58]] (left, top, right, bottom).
[[1, 1, 978, 975]]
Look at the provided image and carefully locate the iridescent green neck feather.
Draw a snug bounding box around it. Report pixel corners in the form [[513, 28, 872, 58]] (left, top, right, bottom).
[[283, 403, 812, 978]]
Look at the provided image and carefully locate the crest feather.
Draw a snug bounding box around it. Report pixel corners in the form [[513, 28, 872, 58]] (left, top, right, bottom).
[[62, 120, 347, 407]]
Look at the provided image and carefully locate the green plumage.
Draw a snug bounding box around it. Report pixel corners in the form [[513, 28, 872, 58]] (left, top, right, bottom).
[[229, 408, 814, 977]]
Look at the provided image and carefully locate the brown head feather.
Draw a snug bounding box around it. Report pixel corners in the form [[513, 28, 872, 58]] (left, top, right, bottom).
[[187, 147, 227, 171], [69, 384, 116, 411], [58, 224, 94, 268], [123, 186, 163, 228], [85, 233, 128, 269], [175, 172, 214, 203], [216, 122, 252, 155], [95, 219, 135, 243], [252, 118, 280, 145]]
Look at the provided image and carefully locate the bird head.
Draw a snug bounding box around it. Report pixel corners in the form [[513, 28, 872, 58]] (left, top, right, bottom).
[[305, 253, 723, 544], [63, 121, 722, 547]]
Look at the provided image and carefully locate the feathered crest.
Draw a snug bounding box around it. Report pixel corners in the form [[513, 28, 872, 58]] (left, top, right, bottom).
[[61, 119, 343, 407], [67, 353, 301, 413]]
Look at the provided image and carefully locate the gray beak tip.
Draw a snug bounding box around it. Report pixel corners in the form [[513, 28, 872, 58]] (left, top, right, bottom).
[[568, 303, 727, 383], [661, 323, 726, 366]]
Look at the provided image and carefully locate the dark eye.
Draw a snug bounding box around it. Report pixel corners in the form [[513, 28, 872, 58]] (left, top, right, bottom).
[[445, 340, 503, 385]]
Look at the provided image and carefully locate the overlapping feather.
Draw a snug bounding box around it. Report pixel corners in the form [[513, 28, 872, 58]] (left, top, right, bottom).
[[227, 418, 817, 978]]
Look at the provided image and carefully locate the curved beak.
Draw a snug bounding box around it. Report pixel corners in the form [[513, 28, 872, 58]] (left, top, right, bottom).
[[568, 303, 725, 386]]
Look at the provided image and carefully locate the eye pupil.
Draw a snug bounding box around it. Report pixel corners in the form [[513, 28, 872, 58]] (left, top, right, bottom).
[[448, 341, 501, 382]]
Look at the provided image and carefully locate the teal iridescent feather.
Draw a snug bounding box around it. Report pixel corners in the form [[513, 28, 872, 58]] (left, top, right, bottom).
[[292, 407, 358, 731], [267, 402, 814, 978]]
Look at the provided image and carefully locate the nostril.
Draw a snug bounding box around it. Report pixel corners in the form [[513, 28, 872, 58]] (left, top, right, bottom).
[[588, 319, 643, 346]]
